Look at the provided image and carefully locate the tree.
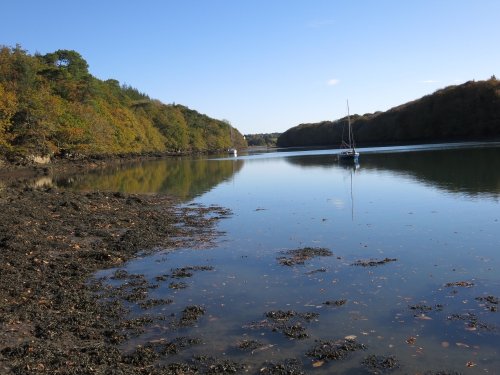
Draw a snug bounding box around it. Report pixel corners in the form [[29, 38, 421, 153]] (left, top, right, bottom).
[[42, 50, 89, 80], [0, 83, 17, 152]]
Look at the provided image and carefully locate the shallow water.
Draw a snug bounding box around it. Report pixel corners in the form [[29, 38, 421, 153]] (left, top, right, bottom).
[[58, 142, 500, 374]]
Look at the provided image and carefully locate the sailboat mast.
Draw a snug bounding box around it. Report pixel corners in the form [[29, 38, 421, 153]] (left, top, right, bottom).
[[347, 100, 352, 149]]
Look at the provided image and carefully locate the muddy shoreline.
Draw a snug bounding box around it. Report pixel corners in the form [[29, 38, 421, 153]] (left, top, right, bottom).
[[0, 154, 234, 374]]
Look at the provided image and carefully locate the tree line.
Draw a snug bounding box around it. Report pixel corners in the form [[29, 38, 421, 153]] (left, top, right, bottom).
[[277, 77, 500, 147], [244, 133, 281, 147], [0, 45, 246, 160]]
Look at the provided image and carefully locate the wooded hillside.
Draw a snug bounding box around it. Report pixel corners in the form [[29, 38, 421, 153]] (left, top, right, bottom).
[[0, 45, 246, 160], [277, 77, 500, 147]]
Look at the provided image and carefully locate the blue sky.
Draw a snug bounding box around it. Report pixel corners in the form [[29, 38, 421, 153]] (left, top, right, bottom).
[[2, 0, 499, 135]]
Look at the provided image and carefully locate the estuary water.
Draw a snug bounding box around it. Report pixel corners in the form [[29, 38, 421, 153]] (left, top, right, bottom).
[[55, 142, 500, 374]]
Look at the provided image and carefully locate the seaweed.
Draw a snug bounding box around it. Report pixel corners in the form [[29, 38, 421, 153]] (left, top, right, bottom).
[[276, 247, 333, 266], [351, 258, 397, 267], [305, 338, 367, 361]]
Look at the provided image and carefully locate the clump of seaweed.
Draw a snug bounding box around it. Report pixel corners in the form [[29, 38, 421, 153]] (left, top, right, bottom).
[[444, 281, 474, 288], [155, 265, 215, 281], [160, 336, 203, 356], [138, 298, 173, 309], [305, 268, 327, 275], [243, 309, 319, 340], [168, 281, 189, 290], [351, 258, 397, 267], [305, 338, 367, 361], [266, 310, 318, 340], [405, 303, 432, 313], [122, 343, 159, 367], [475, 295, 499, 311], [361, 354, 403, 373], [265, 310, 318, 323], [259, 358, 307, 375], [323, 299, 347, 307], [157, 362, 200, 374], [236, 339, 264, 350], [277, 247, 333, 266], [175, 305, 206, 327], [403, 302, 446, 314], [192, 355, 246, 374], [446, 312, 500, 332]]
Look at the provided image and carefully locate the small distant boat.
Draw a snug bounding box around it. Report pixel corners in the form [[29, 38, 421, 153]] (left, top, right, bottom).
[[338, 100, 359, 162], [228, 125, 237, 156]]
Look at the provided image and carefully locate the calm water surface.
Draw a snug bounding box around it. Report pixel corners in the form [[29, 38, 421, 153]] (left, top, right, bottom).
[[56, 143, 500, 374]]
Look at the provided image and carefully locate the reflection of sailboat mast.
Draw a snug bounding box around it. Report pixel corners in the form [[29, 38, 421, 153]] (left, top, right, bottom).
[[341, 162, 359, 221], [350, 167, 354, 220]]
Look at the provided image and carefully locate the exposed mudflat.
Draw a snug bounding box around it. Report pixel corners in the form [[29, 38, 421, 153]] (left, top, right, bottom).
[[0, 158, 232, 373]]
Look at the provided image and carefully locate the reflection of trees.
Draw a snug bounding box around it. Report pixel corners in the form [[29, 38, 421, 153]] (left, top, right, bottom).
[[54, 158, 244, 201], [285, 154, 338, 169], [284, 145, 500, 198], [362, 146, 500, 198]]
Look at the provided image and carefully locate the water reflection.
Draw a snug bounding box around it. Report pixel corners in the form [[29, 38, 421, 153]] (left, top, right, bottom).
[[55, 156, 245, 201], [5, 144, 497, 204], [284, 144, 500, 199], [54, 143, 500, 374], [361, 145, 500, 199]]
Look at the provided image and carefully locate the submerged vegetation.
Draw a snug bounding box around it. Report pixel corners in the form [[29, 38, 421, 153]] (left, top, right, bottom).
[[0, 44, 246, 161], [277, 77, 500, 147]]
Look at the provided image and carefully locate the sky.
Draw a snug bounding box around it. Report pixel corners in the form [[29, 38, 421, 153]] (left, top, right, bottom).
[[2, 0, 499, 135]]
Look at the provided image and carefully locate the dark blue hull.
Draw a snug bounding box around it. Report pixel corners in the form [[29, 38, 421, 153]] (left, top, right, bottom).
[[338, 150, 359, 162]]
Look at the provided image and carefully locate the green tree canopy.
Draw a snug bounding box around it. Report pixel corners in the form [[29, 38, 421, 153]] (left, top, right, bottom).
[[0, 45, 247, 160]]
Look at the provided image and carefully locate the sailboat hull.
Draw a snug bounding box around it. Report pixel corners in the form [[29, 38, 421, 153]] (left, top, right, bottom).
[[338, 150, 359, 161]]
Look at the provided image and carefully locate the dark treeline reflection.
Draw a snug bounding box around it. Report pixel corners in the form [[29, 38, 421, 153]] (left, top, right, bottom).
[[362, 146, 500, 198], [55, 157, 244, 201], [285, 145, 500, 198]]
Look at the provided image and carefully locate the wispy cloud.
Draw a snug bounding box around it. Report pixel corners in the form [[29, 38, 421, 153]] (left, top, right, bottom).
[[308, 19, 335, 28], [327, 79, 339, 86], [420, 80, 439, 83]]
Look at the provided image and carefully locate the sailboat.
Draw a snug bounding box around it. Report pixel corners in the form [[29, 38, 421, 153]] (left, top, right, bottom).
[[338, 100, 359, 162], [228, 125, 237, 156]]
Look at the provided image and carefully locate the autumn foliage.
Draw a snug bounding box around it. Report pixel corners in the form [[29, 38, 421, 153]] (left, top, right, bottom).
[[0, 45, 246, 160], [277, 78, 500, 147]]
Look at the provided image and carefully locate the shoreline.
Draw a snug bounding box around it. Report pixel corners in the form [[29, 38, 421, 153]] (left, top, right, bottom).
[[0, 149, 223, 175], [0, 183, 230, 373]]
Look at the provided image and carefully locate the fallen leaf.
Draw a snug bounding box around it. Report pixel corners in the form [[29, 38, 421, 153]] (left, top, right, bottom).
[[466, 362, 475, 367], [456, 342, 469, 348], [313, 361, 324, 367], [442, 342, 449, 347], [253, 344, 273, 352], [414, 314, 432, 320], [344, 335, 357, 340]]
